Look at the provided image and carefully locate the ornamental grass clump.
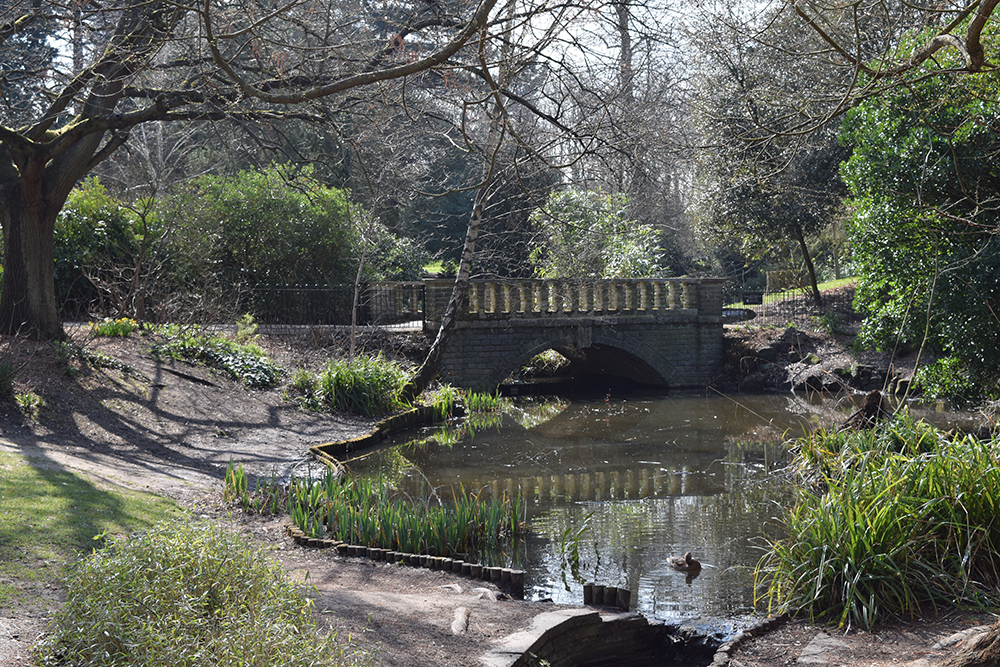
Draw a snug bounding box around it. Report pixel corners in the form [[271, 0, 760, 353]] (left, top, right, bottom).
[[230, 465, 524, 561], [292, 354, 408, 416], [757, 413, 1000, 630], [34, 520, 368, 667]]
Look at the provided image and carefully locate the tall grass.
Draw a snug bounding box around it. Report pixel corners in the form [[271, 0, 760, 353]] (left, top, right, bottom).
[[224, 463, 524, 559], [428, 385, 511, 421], [462, 390, 509, 412], [290, 354, 408, 416], [757, 414, 1000, 629], [429, 384, 461, 419]]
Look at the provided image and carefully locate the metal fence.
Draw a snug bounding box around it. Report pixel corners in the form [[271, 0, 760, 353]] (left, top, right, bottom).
[[723, 281, 825, 329], [246, 282, 424, 326]]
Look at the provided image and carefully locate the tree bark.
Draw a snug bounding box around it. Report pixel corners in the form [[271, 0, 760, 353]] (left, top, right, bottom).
[[792, 220, 823, 307], [0, 179, 66, 339], [941, 619, 1000, 667]]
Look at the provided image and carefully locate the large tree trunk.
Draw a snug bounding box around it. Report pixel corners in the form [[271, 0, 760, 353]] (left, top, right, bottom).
[[0, 181, 66, 340]]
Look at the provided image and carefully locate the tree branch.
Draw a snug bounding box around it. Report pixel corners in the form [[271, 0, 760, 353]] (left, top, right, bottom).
[[202, 0, 500, 104]]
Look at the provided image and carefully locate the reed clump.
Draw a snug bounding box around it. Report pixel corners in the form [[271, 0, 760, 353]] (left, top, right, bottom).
[[225, 462, 524, 559], [757, 413, 1000, 630], [289, 354, 409, 416]]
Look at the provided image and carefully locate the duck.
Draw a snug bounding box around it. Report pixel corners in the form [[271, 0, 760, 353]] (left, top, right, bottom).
[[668, 552, 701, 573]]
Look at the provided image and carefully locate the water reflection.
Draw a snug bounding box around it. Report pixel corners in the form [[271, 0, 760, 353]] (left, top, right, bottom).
[[348, 394, 824, 627]]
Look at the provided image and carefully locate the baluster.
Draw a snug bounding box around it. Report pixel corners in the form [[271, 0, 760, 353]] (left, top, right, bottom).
[[637, 281, 648, 311], [549, 281, 561, 313], [501, 283, 511, 313], [668, 281, 682, 309], [622, 282, 635, 313], [652, 281, 664, 311], [518, 282, 528, 314], [568, 282, 580, 314], [578, 282, 590, 313], [469, 282, 481, 315], [485, 282, 496, 313]]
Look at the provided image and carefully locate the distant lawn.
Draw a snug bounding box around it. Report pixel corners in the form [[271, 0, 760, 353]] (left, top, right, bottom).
[[423, 260, 444, 275], [0, 451, 183, 613], [816, 277, 857, 291]]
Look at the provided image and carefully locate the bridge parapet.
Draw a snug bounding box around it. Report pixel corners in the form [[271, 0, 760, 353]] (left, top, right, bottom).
[[425, 278, 725, 325]]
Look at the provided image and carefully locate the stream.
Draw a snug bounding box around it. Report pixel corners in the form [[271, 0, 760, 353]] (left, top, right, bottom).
[[346, 390, 983, 634]]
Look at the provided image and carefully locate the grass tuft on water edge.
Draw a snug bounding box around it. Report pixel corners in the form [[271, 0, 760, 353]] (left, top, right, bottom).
[[757, 413, 1000, 630], [224, 462, 524, 562]]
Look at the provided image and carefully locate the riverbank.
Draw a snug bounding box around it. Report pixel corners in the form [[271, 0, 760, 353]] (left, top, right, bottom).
[[715, 285, 925, 398]]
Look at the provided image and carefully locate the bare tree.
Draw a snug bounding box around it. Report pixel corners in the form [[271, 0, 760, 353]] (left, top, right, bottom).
[[0, 0, 501, 339]]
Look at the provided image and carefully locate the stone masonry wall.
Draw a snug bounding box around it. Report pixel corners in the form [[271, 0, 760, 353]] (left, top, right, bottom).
[[437, 315, 723, 392], [423, 278, 725, 392]]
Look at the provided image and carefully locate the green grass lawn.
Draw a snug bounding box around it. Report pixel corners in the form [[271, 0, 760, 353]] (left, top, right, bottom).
[[0, 451, 183, 612]]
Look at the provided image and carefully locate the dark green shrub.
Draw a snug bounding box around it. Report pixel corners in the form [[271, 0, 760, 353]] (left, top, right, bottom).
[[912, 357, 975, 404], [55, 178, 166, 319]]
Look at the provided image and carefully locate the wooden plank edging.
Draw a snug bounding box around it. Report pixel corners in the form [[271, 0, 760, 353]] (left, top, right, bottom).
[[308, 405, 441, 461]]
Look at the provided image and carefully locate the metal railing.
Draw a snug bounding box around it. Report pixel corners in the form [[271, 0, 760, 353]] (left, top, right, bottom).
[[246, 282, 424, 326]]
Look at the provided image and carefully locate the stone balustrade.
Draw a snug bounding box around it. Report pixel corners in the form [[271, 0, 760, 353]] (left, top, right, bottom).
[[424, 278, 725, 325]]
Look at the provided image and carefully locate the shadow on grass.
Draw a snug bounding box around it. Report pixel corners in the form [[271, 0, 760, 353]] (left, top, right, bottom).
[[0, 450, 180, 607]]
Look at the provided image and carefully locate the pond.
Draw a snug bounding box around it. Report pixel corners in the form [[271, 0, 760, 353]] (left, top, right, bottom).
[[345, 391, 981, 635]]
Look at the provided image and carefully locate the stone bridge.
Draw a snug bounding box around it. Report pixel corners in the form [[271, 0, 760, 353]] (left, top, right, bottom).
[[420, 278, 726, 392]]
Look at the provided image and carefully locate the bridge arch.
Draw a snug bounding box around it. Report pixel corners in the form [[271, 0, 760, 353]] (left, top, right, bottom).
[[484, 331, 679, 390]]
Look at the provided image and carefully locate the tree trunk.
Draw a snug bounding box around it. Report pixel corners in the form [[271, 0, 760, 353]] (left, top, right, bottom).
[[399, 183, 489, 403], [792, 221, 823, 307], [0, 183, 66, 340], [941, 619, 1000, 667]]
